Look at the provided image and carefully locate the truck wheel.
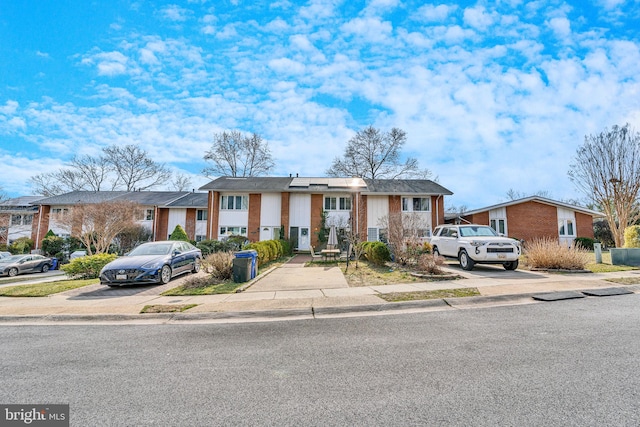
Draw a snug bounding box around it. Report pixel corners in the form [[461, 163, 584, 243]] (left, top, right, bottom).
[[432, 246, 440, 257], [459, 250, 475, 271], [503, 260, 519, 270]]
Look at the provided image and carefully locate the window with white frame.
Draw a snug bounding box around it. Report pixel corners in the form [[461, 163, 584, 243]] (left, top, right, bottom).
[[51, 208, 68, 217], [138, 209, 154, 221], [221, 195, 248, 210], [402, 197, 430, 212], [324, 196, 352, 211], [558, 219, 575, 236], [219, 226, 247, 236], [195, 235, 206, 242], [10, 215, 21, 226], [490, 219, 506, 235], [196, 209, 208, 221], [23, 214, 33, 225]]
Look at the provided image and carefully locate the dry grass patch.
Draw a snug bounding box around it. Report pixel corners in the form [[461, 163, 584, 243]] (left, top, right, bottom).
[[341, 260, 455, 287], [140, 304, 198, 313], [378, 288, 480, 302], [604, 277, 640, 285], [0, 279, 98, 297], [523, 237, 591, 270]]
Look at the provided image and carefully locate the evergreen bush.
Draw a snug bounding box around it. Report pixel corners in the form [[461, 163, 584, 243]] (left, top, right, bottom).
[[61, 253, 118, 279]]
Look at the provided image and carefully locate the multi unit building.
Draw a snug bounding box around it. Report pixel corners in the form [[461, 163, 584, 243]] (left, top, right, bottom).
[[199, 176, 453, 250], [3, 179, 603, 252]]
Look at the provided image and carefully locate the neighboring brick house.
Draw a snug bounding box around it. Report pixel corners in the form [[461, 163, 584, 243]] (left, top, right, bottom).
[[0, 196, 45, 246], [452, 196, 603, 246], [199, 176, 453, 250], [31, 191, 209, 250]]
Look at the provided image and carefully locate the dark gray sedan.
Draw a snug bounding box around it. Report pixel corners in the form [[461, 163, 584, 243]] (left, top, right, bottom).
[[0, 254, 54, 277], [99, 241, 202, 287]]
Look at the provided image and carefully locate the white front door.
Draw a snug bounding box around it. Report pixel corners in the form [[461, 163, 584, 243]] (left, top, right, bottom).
[[299, 227, 310, 250], [260, 227, 272, 241]]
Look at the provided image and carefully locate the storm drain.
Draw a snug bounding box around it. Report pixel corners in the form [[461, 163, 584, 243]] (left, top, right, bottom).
[[581, 287, 634, 297]]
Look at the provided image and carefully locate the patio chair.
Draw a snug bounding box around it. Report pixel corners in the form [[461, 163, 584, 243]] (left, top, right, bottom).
[[309, 246, 323, 261]]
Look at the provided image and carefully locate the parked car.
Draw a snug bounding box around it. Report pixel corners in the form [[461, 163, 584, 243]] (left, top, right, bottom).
[[430, 224, 521, 271], [69, 250, 87, 259], [99, 241, 202, 287], [0, 251, 11, 259], [0, 254, 54, 277]]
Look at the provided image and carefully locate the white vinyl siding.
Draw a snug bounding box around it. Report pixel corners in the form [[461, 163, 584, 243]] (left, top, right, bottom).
[[167, 209, 186, 239], [489, 207, 507, 235], [367, 196, 389, 231], [289, 194, 311, 227]]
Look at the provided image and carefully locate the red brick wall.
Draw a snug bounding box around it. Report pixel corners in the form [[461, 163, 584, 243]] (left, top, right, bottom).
[[507, 201, 557, 242], [467, 212, 489, 226], [431, 195, 446, 227], [358, 194, 367, 240], [207, 191, 220, 240], [185, 209, 196, 240], [281, 192, 290, 239], [156, 208, 170, 241], [310, 194, 323, 248], [248, 194, 261, 242], [389, 195, 401, 214], [575, 212, 595, 238], [34, 206, 51, 249]]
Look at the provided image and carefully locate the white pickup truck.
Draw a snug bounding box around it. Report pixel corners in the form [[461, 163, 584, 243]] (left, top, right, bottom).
[[430, 224, 521, 271]]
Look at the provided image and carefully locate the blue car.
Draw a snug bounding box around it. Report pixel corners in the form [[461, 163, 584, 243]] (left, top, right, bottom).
[[99, 241, 202, 287]]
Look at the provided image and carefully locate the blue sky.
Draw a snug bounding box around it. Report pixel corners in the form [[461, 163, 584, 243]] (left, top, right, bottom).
[[1, 0, 639, 209]]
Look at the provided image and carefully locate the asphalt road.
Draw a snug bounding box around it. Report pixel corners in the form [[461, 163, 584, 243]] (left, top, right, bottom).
[[1, 294, 639, 426]]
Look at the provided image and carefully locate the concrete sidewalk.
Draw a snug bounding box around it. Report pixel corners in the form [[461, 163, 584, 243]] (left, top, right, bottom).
[[0, 254, 639, 323]]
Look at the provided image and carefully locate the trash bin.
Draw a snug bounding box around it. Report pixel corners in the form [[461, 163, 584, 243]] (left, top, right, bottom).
[[51, 257, 58, 270], [233, 250, 258, 282]]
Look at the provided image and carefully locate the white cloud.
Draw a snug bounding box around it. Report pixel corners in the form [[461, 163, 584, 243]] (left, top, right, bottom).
[[415, 4, 456, 22], [463, 6, 495, 31], [160, 4, 190, 22], [547, 17, 572, 40], [340, 17, 393, 43]]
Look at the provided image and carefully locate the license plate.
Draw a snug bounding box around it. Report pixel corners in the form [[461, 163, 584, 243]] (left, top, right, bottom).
[[497, 254, 506, 259], [116, 274, 127, 280]]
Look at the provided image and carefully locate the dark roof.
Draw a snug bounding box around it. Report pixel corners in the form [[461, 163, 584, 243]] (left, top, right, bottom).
[[35, 191, 129, 205], [461, 196, 604, 218], [199, 177, 293, 192], [35, 191, 208, 207], [362, 179, 453, 195], [166, 192, 209, 207], [200, 176, 453, 195], [0, 196, 47, 207]]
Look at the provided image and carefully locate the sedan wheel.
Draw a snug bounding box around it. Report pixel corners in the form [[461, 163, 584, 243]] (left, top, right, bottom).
[[503, 260, 519, 270], [192, 258, 201, 274], [41, 264, 50, 273], [8, 267, 18, 277], [432, 246, 440, 257], [159, 265, 172, 284], [459, 250, 475, 271]]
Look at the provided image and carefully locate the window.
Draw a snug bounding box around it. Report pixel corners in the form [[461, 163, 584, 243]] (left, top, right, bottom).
[[196, 209, 208, 221], [402, 197, 430, 212], [490, 219, 506, 235], [324, 196, 352, 211], [52, 208, 68, 217], [195, 235, 206, 242], [559, 219, 575, 236], [219, 226, 247, 236], [10, 215, 21, 226], [221, 195, 248, 210], [138, 209, 154, 221]]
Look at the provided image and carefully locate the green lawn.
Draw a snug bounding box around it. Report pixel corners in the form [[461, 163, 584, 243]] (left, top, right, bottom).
[[0, 279, 98, 297]]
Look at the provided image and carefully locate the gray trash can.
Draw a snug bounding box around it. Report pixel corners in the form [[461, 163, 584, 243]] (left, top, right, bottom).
[[233, 250, 258, 282]]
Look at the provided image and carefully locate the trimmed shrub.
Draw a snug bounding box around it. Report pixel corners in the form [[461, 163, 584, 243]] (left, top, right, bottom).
[[9, 237, 34, 254], [573, 237, 595, 250], [524, 237, 590, 270], [169, 224, 189, 241], [42, 235, 64, 257], [363, 241, 391, 266], [243, 239, 286, 266], [623, 226, 640, 248], [61, 253, 118, 279]]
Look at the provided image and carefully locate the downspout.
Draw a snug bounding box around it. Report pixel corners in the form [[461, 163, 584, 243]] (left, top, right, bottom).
[[435, 195, 442, 226], [153, 206, 158, 241]]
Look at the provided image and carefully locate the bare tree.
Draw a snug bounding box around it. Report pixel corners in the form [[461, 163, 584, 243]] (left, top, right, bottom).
[[53, 200, 142, 255], [172, 173, 192, 191], [0, 186, 9, 203], [378, 211, 431, 265], [326, 126, 431, 179], [30, 144, 172, 196], [568, 124, 640, 247], [103, 145, 172, 191], [505, 188, 551, 200], [203, 131, 274, 177]]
